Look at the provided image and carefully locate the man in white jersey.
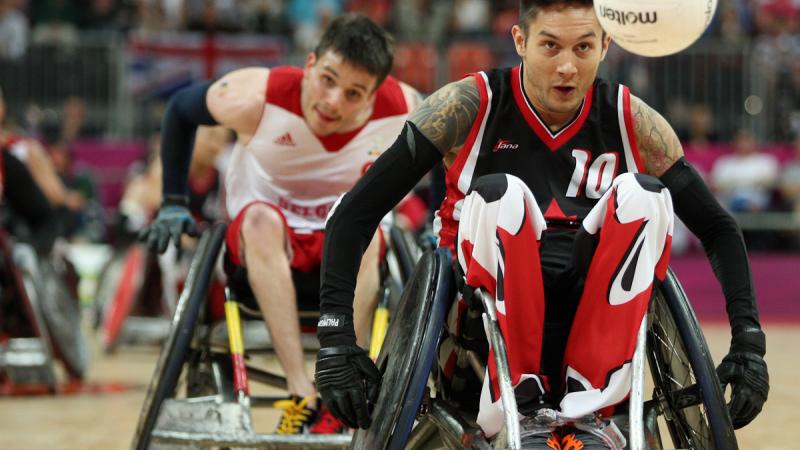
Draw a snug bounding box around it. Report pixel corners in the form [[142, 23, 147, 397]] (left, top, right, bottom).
[[140, 13, 421, 434]]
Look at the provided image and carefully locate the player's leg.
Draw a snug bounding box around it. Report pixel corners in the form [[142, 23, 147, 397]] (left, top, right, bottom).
[[226, 202, 318, 435], [455, 173, 549, 438], [236, 203, 315, 402], [560, 173, 674, 419]]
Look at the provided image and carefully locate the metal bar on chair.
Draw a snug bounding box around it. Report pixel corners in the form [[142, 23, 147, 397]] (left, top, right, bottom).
[[474, 289, 521, 449], [427, 399, 491, 450], [224, 287, 253, 432], [628, 316, 648, 450]]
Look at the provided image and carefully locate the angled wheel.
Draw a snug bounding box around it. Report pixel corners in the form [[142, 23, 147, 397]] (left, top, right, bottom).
[[37, 258, 89, 379], [131, 223, 227, 450], [352, 247, 454, 450], [647, 269, 738, 450]]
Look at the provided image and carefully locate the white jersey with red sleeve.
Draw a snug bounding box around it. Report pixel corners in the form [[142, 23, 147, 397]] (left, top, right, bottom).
[[224, 66, 409, 231]]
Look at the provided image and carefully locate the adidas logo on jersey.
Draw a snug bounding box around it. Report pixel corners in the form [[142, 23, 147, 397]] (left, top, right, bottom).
[[493, 139, 519, 152], [274, 133, 295, 146]]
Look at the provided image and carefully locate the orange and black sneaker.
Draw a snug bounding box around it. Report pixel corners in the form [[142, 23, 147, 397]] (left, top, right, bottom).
[[546, 431, 564, 449], [520, 430, 563, 449], [559, 426, 611, 450], [309, 404, 347, 434], [273, 395, 317, 434], [523, 426, 611, 450], [559, 431, 585, 450]]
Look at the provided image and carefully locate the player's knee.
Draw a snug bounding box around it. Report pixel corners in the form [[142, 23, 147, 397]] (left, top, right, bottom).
[[614, 173, 673, 221], [470, 174, 511, 203], [614, 172, 665, 193], [240, 204, 285, 249]]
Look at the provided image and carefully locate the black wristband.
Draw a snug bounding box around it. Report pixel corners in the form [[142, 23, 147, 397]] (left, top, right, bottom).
[[162, 194, 190, 207], [317, 313, 357, 347], [730, 326, 766, 356]]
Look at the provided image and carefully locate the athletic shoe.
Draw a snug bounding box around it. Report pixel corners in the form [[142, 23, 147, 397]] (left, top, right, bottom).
[[309, 405, 347, 434], [559, 426, 613, 450], [522, 426, 612, 450], [520, 430, 563, 449], [273, 395, 317, 434]]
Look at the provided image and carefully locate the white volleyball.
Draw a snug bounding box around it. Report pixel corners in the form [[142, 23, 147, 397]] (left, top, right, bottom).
[[594, 0, 718, 57]]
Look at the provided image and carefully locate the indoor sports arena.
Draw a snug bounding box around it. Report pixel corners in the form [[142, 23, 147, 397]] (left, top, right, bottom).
[[0, 1, 797, 449]]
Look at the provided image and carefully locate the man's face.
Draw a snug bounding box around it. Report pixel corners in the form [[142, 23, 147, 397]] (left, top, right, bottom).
[[301, 50, 379, 136], [512, 6, 610, 118]]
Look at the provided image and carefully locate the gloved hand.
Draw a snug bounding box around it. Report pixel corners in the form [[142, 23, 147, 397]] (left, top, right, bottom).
[[716, 326, 768, 429], [717, 351, 769, 429], [139, 197, 198, 253], [315, 345, 381, 429]]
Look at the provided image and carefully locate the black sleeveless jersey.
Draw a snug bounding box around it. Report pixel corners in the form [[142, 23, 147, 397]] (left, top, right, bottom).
[[435, 65, 644, 254]]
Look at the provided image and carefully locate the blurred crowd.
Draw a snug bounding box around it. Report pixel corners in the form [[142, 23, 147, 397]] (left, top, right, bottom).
[[0, 0, 795, 52], [1, 0, 800, 251]]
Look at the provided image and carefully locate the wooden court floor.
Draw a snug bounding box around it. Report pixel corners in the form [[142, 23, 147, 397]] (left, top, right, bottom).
[[0, 322, 797, 450]]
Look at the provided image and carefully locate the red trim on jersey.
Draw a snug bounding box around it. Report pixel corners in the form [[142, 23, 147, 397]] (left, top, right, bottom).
[[438, 73, 490, 250], [265, 66, 304, 116], [448, 73, 488, 183], [264, 66, 408, 153], [370, 76, 408, 120], [622, 86, 645, 172], [511, 65, 594, 152]]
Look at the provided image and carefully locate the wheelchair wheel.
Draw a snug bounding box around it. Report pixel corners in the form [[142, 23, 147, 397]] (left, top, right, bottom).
[[37, 259, 89, 379], [131, 223, 227, 450], [352, 247, 454, 450], [647, 269, 738, 450], [388, 226, 419, 284]]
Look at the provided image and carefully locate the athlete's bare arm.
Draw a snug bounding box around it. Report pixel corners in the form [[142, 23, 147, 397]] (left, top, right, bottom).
[[630, 95, 684, 178], [206, 68, 269, 142], [408, 77, 481, 167]]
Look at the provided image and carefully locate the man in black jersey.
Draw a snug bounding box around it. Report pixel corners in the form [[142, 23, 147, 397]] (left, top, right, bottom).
[[315, 0, 769, 443], [1, 147, 59, 254]]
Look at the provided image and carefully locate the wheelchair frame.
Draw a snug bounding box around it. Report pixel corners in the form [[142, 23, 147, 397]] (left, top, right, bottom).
[[359, 247, 738, 450], [131, 223, 417, 450], [0, 230, 87, 390], [131, 225, 736, 450]]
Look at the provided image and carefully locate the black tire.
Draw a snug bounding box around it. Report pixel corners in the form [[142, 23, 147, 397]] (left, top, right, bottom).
[[37, 259, 89, 379], [131, 223, 227, 450], [351, 248, 454, 450], [91, 249, 127, 330], [647, 269, 738, 450], [388, 226, 418, 285]]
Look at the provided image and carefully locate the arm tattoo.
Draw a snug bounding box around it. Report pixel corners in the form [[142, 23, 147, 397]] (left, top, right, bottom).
[[631, 95, 684, 177], [408, 78, 481, 155]]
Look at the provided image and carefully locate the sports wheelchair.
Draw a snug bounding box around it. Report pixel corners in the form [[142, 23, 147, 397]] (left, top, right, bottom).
[[131, 223, 736, 450], [355, 247, 738, 450], [0, 229, 88, 391], [131, 222, 419, 450]]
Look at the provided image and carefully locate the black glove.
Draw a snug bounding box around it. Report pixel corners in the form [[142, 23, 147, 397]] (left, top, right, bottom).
[[315, 345, 381, 429], [138, 196, 198, 253], [716, 327, 769, 429]]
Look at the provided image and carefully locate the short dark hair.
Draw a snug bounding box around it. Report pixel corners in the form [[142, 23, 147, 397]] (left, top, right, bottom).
[[314, 13, 394, 88], [519, 0, 595, 32]]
